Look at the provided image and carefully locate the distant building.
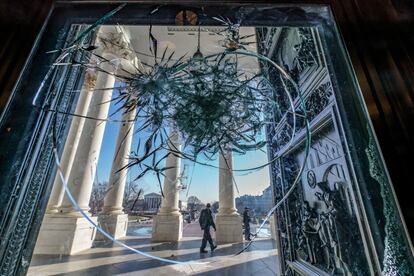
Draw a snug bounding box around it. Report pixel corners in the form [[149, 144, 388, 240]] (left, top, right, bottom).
[[144, 193, 162, 213], [256, 186, 273, 211], [236, 186, 273, 216]]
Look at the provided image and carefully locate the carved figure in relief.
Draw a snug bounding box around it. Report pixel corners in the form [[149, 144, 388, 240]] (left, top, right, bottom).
[[299, 201, 328, 264], [297, 162, 354, 275], [317, 181, 351, 275]]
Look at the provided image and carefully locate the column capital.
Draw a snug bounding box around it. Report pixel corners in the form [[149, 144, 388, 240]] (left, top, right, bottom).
[[97, 30, 134, 60], [83, 68, 98, 90], [96, 26, 139, 77]]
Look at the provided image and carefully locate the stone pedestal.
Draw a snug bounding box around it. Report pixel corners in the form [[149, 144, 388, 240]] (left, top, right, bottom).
[[95, 213, 128, 241], [215, 214, 243, 244], [152, 213, 183, 242], [34, 215, 97, 255], [269, 215, 278, 241]]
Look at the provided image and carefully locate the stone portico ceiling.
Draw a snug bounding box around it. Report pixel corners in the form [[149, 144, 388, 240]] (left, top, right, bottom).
[[123, 25, 260, 74]]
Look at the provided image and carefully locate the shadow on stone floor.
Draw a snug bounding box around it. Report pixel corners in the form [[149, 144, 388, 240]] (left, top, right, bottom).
[[46, 249, 221, 276], [48, 251, 278, 276], [29, 222, 278, 276], [193, 256, 278, 276], [29, 238, 201, 266], [30, 234, 277, 266]]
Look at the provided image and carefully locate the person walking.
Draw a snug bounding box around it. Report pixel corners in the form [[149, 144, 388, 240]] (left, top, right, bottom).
[[199, 203, 217, 253], [243, 207, 251, 241]]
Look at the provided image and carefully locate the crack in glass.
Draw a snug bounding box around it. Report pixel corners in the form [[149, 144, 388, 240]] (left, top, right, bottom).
[[38, 4, 311, 265]]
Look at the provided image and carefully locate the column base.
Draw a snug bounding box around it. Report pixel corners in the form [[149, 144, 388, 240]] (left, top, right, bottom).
[[95, 213, 128, 241], [34, 214, 97, 255], [269, 215, 278, 241], [152, 213, 182, 242], [215, 213, 243, 244], [45, 208, 59, 214]]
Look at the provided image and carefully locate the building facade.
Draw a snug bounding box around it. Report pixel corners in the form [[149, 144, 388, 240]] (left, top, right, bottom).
[[144, 193, 162, 213], [236, 186, 273, 216]]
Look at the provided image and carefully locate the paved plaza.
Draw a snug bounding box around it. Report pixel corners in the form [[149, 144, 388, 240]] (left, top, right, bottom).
[[28, 221, 279, 276]]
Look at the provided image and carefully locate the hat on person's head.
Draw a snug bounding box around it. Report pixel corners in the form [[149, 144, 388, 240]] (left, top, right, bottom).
[[245, 207, 249, 209], [206, 203, 211, 208]]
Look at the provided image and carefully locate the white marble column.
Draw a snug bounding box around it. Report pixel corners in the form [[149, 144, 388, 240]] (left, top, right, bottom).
[[216, 150, 243, 244], [159, 134, 181, 215], [35, 26, 133, 255], [46, 69, 97, 213], [96, 107, 136, 240], [152, 130, 183, 242], [35, 56, 118, 255], [59, 53, 118, 215]]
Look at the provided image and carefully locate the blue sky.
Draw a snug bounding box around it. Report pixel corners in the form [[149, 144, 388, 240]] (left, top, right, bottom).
[[97, 88, 271, 203]]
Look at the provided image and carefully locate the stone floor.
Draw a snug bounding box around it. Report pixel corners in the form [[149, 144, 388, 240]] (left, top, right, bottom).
[[28, 221, 279, 275]]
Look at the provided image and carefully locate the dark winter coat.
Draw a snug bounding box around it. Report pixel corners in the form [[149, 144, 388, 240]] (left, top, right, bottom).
[[199, 208, 216, 230], [243, 210, 250, 225]]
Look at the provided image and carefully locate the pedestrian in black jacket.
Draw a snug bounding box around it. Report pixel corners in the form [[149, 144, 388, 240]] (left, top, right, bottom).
[[243, 207, 251, 241], [199, 203, 217, 253]]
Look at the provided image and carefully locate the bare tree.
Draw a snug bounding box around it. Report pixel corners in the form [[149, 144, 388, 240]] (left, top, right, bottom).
[[187, 195, 204, 212], [187, 195, 202, 205], [123, 181, 144, 213], [89, 181, 108, 215]]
